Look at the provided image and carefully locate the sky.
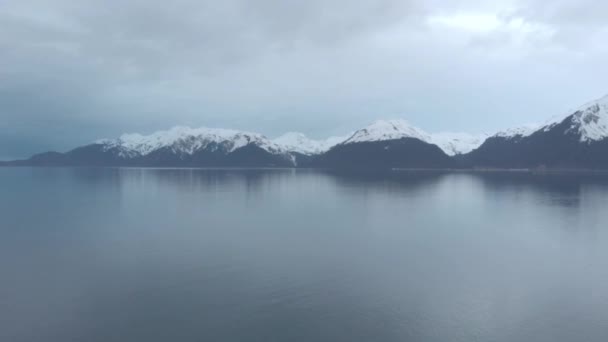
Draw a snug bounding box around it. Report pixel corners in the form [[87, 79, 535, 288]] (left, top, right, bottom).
[[1, 0, 608, 159]]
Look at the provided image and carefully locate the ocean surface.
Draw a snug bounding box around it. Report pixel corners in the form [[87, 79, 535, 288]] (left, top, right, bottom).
[[1, 168, 608, 342]]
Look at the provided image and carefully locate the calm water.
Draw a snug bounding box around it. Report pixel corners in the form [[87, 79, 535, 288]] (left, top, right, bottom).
[[2, 168, 608, 342]]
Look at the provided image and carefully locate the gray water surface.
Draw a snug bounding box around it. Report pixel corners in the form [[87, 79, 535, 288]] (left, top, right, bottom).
[[1, 168, 608, 342]]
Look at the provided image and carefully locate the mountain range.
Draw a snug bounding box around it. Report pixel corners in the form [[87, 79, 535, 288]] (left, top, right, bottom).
[[2, 94, 608, 170]]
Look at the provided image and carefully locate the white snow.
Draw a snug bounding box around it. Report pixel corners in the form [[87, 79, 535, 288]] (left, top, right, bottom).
[[95, 95, 608, 162], [273, 132, 348, 155], [342, 119, 432, 145], [96, 126, 286, 157], [430, 132, 489, 155], [541, 94, 608, 142], [489, 94, 608, 143], [493, 124, 540, 140], [340, 119, 487, 156]]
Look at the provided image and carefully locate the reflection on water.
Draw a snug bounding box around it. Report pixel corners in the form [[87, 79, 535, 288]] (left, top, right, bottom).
[[1, 168, 608, 342]]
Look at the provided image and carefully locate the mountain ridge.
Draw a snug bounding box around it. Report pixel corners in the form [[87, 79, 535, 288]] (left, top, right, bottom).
[[4, 93, 608, 169], [463, 94, 608, 169]]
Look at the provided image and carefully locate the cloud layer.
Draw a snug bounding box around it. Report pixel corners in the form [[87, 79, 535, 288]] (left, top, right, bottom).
[[1, 0, 607, 158]]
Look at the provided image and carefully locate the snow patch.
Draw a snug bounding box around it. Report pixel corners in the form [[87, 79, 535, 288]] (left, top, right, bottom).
[[273, 132, 347, 155], [493, 124, 540, 140], [430, 132, 489, 155]]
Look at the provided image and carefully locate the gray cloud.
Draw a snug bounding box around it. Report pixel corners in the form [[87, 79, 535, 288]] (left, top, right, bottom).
[[514, 0, 608, 48], [1, 0, 607, 159]]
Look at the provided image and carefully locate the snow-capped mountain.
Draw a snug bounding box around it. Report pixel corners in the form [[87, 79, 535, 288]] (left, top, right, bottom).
[[486, 95, 608, 143], [97, 126, 287, 158], [7, 93, 608, 170], [541, 94, 608, 142], [315, 119, 454, 169], [273, 132, 347, 155], [15, 126, 295, 167], [342, 119, 432, 145], [465, 94, 608, 169], [339, 119, 487, 156]]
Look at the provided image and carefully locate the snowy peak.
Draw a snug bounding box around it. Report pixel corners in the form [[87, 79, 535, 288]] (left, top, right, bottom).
[[273, 132, 346, 155], [96, 126, 286, 158], [491, 94, 608, 143], [343, 119, 432, 145], [542, 94, 608, 142], [341, 119, 486, 156]]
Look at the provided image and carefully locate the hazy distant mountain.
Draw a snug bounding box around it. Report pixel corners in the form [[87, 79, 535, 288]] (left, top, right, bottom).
[[464, 95, 608, 169]]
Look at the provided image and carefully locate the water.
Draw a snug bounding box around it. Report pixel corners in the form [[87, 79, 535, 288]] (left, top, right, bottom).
[[1, 168, 608, 342]]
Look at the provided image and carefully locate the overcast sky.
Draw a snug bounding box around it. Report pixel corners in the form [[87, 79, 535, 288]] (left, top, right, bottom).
[[1, 0, 607, 159]]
